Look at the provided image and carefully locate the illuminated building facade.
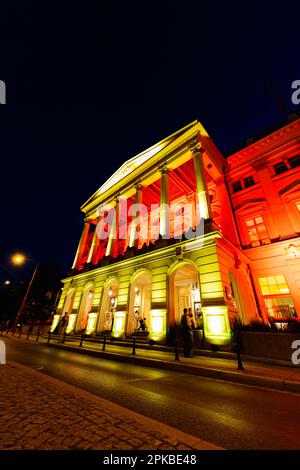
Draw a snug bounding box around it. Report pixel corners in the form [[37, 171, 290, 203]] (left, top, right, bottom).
[[53, 114, 300, 345], [226, 114, 300, 325]]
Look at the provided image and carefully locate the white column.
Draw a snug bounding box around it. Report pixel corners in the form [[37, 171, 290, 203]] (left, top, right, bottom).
[[72, 220, 91, 269], [159, 166, 170, 239], [106, 198, 120, 257], [192, 145, 211, 222], [129, 183, 143, 248]]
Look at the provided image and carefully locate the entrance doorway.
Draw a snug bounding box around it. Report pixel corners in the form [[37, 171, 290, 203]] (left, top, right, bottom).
[[62, 287, 75, 316], [99, 278, 118, 332], [169, 263, 201, 324], [76, 282, 94, 331], [127, 271, 151, 335]]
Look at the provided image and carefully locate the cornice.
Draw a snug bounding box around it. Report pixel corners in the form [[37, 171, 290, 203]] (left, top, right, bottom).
[[228, 120, 300, 166]]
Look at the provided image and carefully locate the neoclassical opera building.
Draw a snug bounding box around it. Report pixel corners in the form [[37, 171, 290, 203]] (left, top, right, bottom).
[[52, 113, 300, 345]]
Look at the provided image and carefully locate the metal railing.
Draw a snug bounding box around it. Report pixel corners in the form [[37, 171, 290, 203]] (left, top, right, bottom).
[[4, 327, 189, 365]]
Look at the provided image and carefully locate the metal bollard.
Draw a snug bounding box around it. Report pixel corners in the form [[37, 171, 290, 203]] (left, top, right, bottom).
[[47, 331, 51, 344], [80, 333, 84, 347], [18, 326, 22, 339], [132, 336, 136, 355], [36, 326, 40, 343], [174, 336, 180, 361], [26, 328, 31, 340], [102, 334, 106, 351], [237, 350, 244, 371]]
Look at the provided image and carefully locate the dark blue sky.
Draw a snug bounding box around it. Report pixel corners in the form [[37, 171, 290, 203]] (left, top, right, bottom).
[[0, 1, 300, 280]]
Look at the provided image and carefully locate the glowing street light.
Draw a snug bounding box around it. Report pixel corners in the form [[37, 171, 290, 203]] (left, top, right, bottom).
[[4, 280, 11, 285], [10, 253, 39, 331], [11, 253, 26, 266]]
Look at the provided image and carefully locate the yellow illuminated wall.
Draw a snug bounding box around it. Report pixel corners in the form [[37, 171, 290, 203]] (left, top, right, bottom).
[[56, 233, 232, 345]]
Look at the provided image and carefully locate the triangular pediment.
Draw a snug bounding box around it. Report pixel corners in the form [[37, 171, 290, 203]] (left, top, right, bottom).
[[96, 121, 197, 197]]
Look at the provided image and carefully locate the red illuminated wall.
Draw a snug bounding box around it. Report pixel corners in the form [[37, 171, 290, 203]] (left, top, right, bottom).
[[226, 116, 300, 322]]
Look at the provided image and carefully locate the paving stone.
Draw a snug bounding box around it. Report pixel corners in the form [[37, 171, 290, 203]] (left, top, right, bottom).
[[0, 362, 205, 451]]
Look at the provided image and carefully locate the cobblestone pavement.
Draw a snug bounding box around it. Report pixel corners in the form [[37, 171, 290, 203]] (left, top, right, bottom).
[[0, 362, 221, 450]]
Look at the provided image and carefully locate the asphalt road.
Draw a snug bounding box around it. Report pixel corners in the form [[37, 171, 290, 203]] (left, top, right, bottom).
[[3, 337, 300, 450]]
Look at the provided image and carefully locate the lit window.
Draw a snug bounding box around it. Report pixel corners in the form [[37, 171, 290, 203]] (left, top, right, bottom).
[[288, 155, 300, 169], [273, 162, 288, 175], [245, 216, 270, 247], [258, 275, 290, 295], [296, 202, 300, 213], [232, 181, 243, 193], [244, 176, 255, 188], [258, 275, 296, 319]]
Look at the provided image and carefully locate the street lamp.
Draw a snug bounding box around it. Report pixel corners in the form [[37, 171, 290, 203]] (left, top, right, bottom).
[[4, 280, 11, 286], [11, 253, 26, 266], [11, 253, 38, 330]]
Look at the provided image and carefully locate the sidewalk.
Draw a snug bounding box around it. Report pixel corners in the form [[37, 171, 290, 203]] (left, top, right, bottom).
[[0, 361, 220, 450], [6, 333, 300, 394]]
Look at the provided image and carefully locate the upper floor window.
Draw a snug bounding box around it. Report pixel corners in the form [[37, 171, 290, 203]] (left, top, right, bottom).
[[232, 180, 243, 193], [288, 154, 300, 169], [244, 176, 255, 188], [245, 216, 270, 247], [273, 161, 289, 175], [232, 175, 255, 193]]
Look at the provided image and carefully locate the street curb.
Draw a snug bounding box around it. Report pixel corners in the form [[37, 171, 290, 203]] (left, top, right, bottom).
[[43, 341, 300, 394], [5, 360, 222, 450]]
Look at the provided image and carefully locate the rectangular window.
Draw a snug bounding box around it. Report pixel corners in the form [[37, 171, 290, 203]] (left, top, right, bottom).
[[273, 162, 288, 175], [258, 275, 296, 319], [244, 176, 255, 188], [245, 216, 270, 247], [258, 275, 290, 295], [264, 297, 296, 319], [288, 154, 300, 169], [232, 180, 243, 193]]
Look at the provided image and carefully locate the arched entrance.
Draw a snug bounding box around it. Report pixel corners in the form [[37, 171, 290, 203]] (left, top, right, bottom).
[[62, 287, 77, 334], [62, 287, 75, 316], [51, 288, 76, 333], [98, 278, 118, 332], [169, 262, 201, 324], [127, 271, 151, 335], [76, 282, 95, 332]]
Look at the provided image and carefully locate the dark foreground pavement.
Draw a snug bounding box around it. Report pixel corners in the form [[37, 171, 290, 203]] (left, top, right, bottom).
[[2, 336, 300, 450], [0, 361, 219, 450]]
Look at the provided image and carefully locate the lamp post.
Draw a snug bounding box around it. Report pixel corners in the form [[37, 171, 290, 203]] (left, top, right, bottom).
[[11, 254, 38, 331]]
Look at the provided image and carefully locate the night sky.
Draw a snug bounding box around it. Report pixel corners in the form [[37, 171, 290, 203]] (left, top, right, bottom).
[[0, 2, 300, 281]]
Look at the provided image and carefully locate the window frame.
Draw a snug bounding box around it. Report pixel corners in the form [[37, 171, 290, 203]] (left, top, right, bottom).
[[244, 214, 271, 247], [273, 161, 289, 175]]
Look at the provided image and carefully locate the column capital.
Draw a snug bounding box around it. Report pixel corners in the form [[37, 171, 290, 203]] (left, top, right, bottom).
[[135, 182, 143, 191], [159, 164, 168, 175], [190, 143, 205, 155]]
